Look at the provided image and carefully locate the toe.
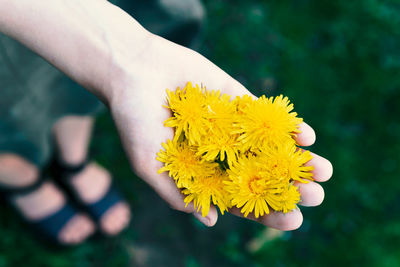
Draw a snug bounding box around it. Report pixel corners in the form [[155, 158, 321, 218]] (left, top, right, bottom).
[[100, 202, 131, 236], [58, 214, 95, 245]]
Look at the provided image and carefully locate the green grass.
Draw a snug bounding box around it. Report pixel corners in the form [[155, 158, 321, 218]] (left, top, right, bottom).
[[1, 0, 400, 266]]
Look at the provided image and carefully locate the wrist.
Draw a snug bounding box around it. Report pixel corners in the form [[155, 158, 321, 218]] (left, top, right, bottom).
[[77, 2, 153, 105], [103, 25, 154, 106]]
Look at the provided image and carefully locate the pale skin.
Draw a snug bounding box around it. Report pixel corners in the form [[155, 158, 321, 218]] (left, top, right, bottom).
[[52, 116, 131, 237], [0, 115, 131, 244], [0, 0, 332, 234]]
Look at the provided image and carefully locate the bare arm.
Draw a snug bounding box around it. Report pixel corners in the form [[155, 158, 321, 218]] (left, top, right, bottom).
[[0, 0, 149, 102]]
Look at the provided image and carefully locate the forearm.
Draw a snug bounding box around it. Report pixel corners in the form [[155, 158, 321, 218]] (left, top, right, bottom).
[[0, 0, 150, 102]]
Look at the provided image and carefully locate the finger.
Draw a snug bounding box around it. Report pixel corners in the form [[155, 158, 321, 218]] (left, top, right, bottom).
[[193, 206, 218, 227], [295, 122, 316, 146], [295, 181, 325, 207], [229, 207, 303, 231], [305, 152, 333, 182]]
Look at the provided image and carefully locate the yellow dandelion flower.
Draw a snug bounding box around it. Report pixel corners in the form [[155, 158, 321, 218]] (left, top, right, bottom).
[[197, 129, 240, 167], [264, 142, 314, 183], [232, 94, 255, 115], [196, 89, 240, 166], [183, 168, 231, 217], [204, 90, 235, 132], [233, 95, 303, 150], [156, 139, 217, 188], [225, 156, 289, 218], [158, 83, 315, 219], [164, 82, 210, 144], [278, 184, 301, 213]]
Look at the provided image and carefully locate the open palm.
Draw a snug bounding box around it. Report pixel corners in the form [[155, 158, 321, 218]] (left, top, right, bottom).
[[109, 34, 333, 230]]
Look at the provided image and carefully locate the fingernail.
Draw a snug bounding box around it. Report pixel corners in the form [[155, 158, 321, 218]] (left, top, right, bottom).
[[193, 211, 211, 227]]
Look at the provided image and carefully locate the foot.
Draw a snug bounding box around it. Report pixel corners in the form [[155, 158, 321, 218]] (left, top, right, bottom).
[[12, 182, 95, 245], [0, 154, 95, 245], [68, 162, 131, 236]]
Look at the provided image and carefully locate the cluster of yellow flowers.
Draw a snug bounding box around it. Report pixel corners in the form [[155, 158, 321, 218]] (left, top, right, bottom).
[[157, 82, 314, 218]]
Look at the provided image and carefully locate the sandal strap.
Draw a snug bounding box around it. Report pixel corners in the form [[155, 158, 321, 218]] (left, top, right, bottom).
[[1, 174, 81, 244], [31, 204, 77, 241], [53, 158, 127, 222], [0, 175, 47, 198], [53, 159, 88, 180], [86, 185, 124, 221]]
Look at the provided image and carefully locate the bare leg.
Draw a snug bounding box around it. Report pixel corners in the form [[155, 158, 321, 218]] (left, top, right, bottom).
[[52, 116, 94, 165], [0, 153, 95, 244], [53, 115, 131, 235]]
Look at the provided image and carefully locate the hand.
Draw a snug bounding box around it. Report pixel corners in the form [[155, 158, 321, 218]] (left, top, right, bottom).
[[108, 33, 333, 230], [0, 0, 330, 230]]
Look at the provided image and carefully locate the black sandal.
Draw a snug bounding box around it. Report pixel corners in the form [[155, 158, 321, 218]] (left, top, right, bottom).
[[0, 176, 84, 245], [52, 160, 128, 228]]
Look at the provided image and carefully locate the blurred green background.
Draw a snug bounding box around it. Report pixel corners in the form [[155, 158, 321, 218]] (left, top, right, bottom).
[[1, 0, 400, 266]]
